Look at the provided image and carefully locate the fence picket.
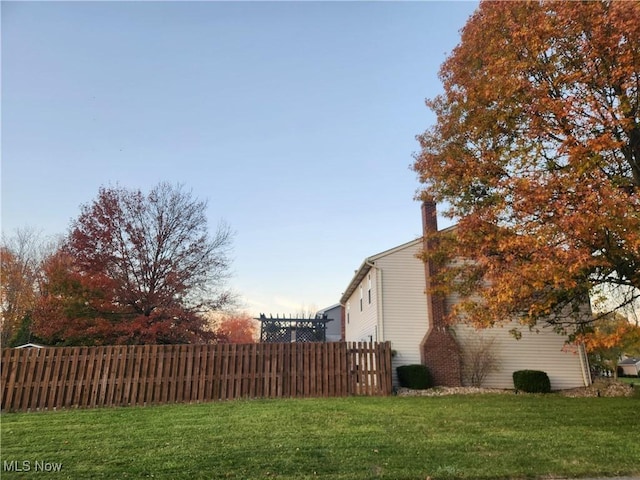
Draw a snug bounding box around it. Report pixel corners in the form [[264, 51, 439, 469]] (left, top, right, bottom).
[[137, 345, 150, 406], [1, 350, 17, 409], [255, 343, 264, 398], [59, 348, 71, 408], [247, 343, 258, 398], [35, 348, 53, 410]]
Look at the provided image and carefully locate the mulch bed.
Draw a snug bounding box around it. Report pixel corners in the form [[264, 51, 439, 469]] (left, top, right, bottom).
[[559, 378, 635, 398]]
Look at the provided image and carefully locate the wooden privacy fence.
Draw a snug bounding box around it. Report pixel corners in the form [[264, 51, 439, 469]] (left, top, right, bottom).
[[1, 342, 392, 412]]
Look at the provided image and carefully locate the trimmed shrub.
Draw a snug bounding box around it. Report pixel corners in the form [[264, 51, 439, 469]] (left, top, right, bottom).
[[513, 370, 551, 393], [397, 364, 433, 390]]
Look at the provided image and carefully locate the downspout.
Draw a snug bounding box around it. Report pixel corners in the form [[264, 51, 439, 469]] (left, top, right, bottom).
[[366, 260, 384, 343], [578, 342, 591, 386]]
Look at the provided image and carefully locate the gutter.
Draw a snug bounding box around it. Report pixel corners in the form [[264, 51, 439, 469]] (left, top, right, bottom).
[[340, 258, 372, 306]]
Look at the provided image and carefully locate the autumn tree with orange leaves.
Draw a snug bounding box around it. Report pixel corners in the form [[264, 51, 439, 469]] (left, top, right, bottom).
[[0, 228, 58, 346], [215, 313, 258, 343], [583, 313, 640, 378], [413, 1, 640, 333], [31, 183, 235, 345], [1, 245, 38, 346]]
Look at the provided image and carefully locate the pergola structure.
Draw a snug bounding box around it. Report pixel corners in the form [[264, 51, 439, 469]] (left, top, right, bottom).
[[256, 314, 333, 343]]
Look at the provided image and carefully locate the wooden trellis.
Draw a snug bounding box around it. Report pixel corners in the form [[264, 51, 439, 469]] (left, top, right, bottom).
[[257, 314, 333, 343]]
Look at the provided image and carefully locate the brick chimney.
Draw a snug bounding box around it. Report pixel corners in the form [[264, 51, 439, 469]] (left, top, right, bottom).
[[420, 199, 462, 386]]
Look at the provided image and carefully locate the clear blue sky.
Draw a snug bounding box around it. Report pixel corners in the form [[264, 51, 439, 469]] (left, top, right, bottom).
[[2, 1, 478, 316]]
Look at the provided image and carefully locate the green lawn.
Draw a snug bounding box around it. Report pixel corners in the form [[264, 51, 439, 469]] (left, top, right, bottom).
[[1, 394, 638, 479], [618, 376, 639, 385]]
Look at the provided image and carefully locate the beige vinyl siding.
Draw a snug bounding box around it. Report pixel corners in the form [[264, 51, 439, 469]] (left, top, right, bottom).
[[453, 321, 590, 390], [374, 240, 429, 379], [445, 258, 590, 390], [342, 235, 591, 391], [344, 268, 379, 343]]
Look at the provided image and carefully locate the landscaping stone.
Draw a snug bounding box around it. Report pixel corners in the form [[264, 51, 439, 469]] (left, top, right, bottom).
[[396, 379, 635, 397], [396, 386, 511, 396]]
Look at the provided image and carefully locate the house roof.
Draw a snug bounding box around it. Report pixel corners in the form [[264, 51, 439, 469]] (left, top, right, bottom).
[[618, 358, 640, 366], [317, 303, 341, 315], [339, 237, 424, 305]]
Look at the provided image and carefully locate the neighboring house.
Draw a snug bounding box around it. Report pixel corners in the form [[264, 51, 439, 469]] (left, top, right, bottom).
[[316, 304, 344, 342], [618, 357, 640, 377], [340, 201, 591, 390]]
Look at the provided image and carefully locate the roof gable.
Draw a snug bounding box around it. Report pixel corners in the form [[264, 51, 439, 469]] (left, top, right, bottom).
[[340, 238, 423, 305]]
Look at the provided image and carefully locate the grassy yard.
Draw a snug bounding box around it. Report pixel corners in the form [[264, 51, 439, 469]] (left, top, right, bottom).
[[618, 376, 639, 386], [1, 394, 639, 480]]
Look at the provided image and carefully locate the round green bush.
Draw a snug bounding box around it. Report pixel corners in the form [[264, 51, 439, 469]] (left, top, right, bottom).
[[512, 370, 551, 393], [397, 364, 433, 390]]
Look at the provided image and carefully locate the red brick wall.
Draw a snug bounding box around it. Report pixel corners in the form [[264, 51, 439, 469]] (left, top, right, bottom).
[[420, 200, 462, 387]]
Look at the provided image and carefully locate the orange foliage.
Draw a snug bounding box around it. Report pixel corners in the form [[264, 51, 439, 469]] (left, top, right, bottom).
[[414, 1, 640, 332], [578, 314, 640, 377], [32, 250, 218, 346], [216, 314, 258, 344], [580, 316, 640, 354], [1, 247, 37, 345], [27, 183, 234, 346]]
